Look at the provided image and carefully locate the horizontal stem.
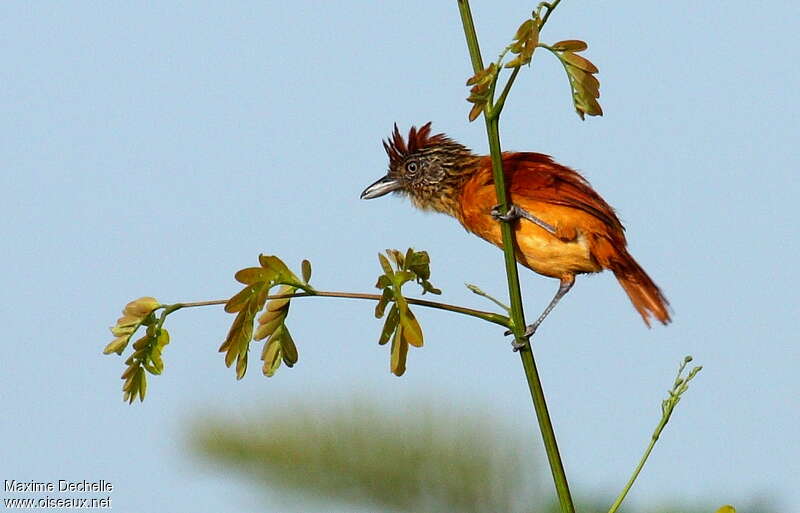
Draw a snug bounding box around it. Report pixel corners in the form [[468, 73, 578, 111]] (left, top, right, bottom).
[[167, 291, 510, 328]]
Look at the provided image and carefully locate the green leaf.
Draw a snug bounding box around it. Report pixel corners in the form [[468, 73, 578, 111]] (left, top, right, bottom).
[[566, 66, 600, 98], [120, 364, 138, 380], [544, 43, 603, 120], [504, 55, 525, 68], [464, 63, 498, 122], [551, 39, 588, 52], [257, 308, 283, 324], [387, 249, 404, 268], [150, 353, 164, 374], [143, 361, 160, 375], [220, 284, 263, 378], [122, 296, 161, 319], [562, 52, 598, 73], [400, 308, 424, 348], [420, 280, 442, 295], [394, 270, 415, 285], [378, 253, 394, 276], [407, 250, 431, 279], [373, 248, 436, 371], [132, 335, 150, 350], [572, 93, 603, 119], [254, 314, 282, 340], [103, 336, 129, 355], [156, 329, 170, 349], [465, 62, 497, 86], [280, 328, 298, 367], [511, 19, 535, 48], [138, 368, 147, 401], [379, 305, 399, 345], [114, 324, 171, 402], [261, 339, 282, 377], [265, 294, 291, 313], [375, 288, 392, 318], [468, 103, 484, 122], [123, 366, 147, 404], [225, 284, 257, 313], [403, 247, 414, 268], [219, 255, 301, 381], [259, 254, 300, 283], [235, 267, 274, 285], [375, 274, 392, 289], [301, 259, 312, 283], [235, 351, 248, 380], [505, 17, 539, 68], [390, 327, 408, 377], [250, 283, 300, 377]]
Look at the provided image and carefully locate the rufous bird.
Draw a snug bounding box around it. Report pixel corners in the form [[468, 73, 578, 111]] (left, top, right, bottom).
[[361, 123, 670, 343]]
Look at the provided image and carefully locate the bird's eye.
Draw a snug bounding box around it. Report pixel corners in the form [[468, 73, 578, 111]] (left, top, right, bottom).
[[405, 161, 418, 174]]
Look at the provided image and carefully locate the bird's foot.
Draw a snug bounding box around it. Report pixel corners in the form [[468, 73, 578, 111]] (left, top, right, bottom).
[[505, 322, 540, 351], [511, 338, 528, 351], [491, 203, 558, 235], [490, 204, 524, 223]]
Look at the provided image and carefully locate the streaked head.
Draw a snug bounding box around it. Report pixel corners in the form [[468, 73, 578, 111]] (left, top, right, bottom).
[[360, 123, 475, 215]]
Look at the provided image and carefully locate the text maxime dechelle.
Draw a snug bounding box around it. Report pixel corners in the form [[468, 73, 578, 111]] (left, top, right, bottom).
[[5, 480, 113, 493]]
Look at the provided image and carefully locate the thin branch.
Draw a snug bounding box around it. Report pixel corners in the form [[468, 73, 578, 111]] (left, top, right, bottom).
[[607, 358, 702, 513], [539, 0, 562, 29], [164, 291, 510, 328], [466, 283, 511, 313], [169, 299, 227, 308], [491, 66, 520, 119]]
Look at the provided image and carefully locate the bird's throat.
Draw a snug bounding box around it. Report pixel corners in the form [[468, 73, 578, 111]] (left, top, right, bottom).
[[408, 190, 464, 219]]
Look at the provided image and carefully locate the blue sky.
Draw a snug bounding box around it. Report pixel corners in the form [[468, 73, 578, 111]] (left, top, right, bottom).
[[2, 2, 798, 511]]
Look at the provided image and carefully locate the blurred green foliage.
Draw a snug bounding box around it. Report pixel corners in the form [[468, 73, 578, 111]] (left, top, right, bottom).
[[189, 400, 773, 513], [190, 401, 531, 513]]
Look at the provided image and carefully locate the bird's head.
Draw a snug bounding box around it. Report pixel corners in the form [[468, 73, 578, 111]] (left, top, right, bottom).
[[360, 122, 476, 216]]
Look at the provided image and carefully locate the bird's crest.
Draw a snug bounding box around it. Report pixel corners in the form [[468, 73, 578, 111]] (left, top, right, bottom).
[[383, 122, 452, 167]]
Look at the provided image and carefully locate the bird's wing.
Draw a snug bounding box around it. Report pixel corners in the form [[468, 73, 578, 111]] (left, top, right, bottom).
[[501, 152, 625, 233]]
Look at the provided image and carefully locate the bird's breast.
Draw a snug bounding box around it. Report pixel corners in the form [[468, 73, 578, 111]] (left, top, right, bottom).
[[457, 190, 603, 279]]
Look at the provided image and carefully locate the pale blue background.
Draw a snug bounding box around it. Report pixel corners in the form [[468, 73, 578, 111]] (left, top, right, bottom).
[[2, 2, 798, 512]]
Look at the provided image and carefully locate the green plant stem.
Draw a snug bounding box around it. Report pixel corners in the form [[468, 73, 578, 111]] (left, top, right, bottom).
[[539, 0, 562, 27], [491, 67, 520, 119], [456, 2, 574, 513], [608, 358, 702, 513], [608, 426, 661, 513], [164, 291, 510, 328], [466, 283, 511, 313], [490, 0, 559, 119]]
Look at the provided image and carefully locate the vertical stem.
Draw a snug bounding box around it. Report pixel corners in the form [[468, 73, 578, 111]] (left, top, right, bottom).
[[456, 3, 575, 513]]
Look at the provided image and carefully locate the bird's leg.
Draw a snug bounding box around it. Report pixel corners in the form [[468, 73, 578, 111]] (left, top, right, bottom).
[[490, 204, 557, 236], [509, 276, 575, 351]]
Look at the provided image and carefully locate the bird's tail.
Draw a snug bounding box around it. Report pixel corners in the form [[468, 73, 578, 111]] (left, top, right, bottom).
[[612, 250, 671, 326], [594, 237, 671, 326]]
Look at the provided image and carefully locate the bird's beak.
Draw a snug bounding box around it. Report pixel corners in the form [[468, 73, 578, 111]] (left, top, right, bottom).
[[360, 175, 402, 200]]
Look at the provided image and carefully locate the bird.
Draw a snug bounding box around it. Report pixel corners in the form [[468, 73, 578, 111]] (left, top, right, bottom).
[[360, 122, 670, 344]]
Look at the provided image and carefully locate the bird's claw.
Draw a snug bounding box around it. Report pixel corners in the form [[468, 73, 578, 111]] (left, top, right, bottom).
[[511, 338, 528, 351], [505, 323, 540, 351], [491, 203, 558, 236], [490, 204, 523, 223]]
